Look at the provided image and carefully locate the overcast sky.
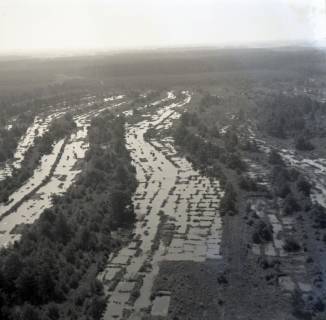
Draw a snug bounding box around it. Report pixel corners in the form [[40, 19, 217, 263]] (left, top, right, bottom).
[[0, 0, 325, 54]]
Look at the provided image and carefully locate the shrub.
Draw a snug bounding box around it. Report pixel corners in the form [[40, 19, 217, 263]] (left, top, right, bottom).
[[20, 304, 41, 320], [284, 194, 301, 215], [268, 149, 284, 166], [297, 178, 312, 197], [47, 303, 60, 320], [253, 221, 273, 244], [220, 183, 237, 215], [238, 175, 258, 191], [283, 238, 301, 252], [310, 204, 326, 229], [277, 184, 291, 198], [295, 136, 315, 151], [227, 153, 246, 172]]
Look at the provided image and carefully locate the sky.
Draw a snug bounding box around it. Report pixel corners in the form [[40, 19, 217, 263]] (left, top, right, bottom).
[[0, 0, 325, 54]]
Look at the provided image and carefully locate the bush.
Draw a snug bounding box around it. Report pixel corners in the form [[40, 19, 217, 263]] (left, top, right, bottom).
[[20, 304, 41, 320], [47, 303, 60, 320], [287, 168, 300, 182], [227, 153, 246, 172], [241, 140, 259, 152], [238, 175, 258, 191], [277, 184, 291, 198], [295, 136, 315, 151], [268, 149, 284, 166], [220, 183, 237, 215], [89, 296, 106, 320], [297, 178, 312, 197], [284, 194, 301, 215], [291, 289, 312, 320], [253, 221, 273, 244], [283, 238, 301, 252], [110, 190, 135, 228], [310, 204, 326, 229]]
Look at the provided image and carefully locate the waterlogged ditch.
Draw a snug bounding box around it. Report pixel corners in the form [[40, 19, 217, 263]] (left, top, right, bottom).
[[1, 89, 323, 318], [0, 111, 66, 181], [244, 127, 324, 304], [281, 151, 326, 208], [248, 127, 326, 208], [0, 97, 127, 247], [101, 92, 224, 319]]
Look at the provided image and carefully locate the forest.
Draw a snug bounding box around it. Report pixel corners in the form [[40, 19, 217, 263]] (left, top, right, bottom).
[[0, 112, 137, 320], [255, 94, 326, 145]]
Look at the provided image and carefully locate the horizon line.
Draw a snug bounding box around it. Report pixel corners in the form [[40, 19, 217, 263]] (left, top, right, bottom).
[[1, 38, 326, 59]]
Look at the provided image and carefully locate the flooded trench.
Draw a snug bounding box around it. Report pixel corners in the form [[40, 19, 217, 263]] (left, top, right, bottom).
[[0, 111, 66, 181], [101, 92, 224, 319], [0, 97, 126, 247], [247, 126, 326, 208], [280, 150, 326, 208], [245, 127, 317, 297]]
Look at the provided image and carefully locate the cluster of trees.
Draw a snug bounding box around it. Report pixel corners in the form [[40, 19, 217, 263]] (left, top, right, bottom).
[[311, 204, 326, 229], [220, 183, 238, 216], [173, 91, 326, 317], [0, 112, 35, 163], [238, 175, 258, 192], [0, 81, 93, 119], [37, 113, 76, 154], [0, 111, 136, 319], [0, 113, 77, 203], [0, 97, 44, 124], [174, 112, 246, 174], [199, 94, 221, 111], [0, 88, 78, 164], [175, 124, 220, 167], [0, 82, 110, 165], [252, 220, 273, 244], [129, 90, 161, 105], [267, 146, 326, 316], [295, 136, 315, 151], [0, 126, 27, 163], [269, 150, 313, 216], [256, 94, 325, 148], [173, 104, 248, 218], [268, 148, 326, 278]]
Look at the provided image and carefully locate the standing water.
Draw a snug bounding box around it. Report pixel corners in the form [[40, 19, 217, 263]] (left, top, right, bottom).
[[0, 98, 126, 247], [101, 91, 223, 319]]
